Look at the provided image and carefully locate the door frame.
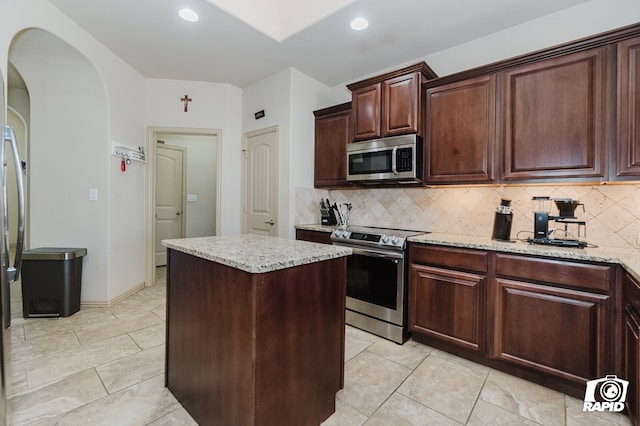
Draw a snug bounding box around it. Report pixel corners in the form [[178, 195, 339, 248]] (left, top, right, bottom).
[[145, 126, 221, 287]]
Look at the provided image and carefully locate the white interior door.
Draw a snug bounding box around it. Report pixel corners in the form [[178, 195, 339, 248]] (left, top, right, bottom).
[[155, 144, 186, 265], [244, 127, 278, 236]]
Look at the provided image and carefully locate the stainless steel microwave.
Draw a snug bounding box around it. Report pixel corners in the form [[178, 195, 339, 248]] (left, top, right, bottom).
[[346, 134, 422, 183]]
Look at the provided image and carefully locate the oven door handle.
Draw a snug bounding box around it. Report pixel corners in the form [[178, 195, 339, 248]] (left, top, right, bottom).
[[334, 244, 404, 260]]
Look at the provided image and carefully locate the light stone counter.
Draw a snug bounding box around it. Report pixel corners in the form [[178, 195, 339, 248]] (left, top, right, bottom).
[[295, 224, 340, 233], [162, 234, 351, 274], [294, 224, 639, 281], [408, 233, 640, 282]]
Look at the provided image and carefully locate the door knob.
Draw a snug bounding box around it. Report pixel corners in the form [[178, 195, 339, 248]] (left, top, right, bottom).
[[265, 219, 275, 225]]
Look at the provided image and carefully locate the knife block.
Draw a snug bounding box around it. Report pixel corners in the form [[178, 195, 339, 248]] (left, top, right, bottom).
[[320, 208, 337, 226]]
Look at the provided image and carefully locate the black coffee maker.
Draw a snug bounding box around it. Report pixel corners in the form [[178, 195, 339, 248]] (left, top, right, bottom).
[[527, 196, 587, 248], [491, 198, 513, 241]]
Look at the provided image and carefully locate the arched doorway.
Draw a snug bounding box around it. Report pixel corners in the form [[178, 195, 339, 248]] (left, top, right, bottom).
[[9, 28, 110, 305]]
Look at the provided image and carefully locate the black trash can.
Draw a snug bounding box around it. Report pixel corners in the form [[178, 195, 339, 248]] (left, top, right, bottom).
[[21, 248, 87, 318]]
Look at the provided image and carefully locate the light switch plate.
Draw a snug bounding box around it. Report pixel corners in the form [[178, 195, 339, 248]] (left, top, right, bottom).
[[89, 188, 98, 201]]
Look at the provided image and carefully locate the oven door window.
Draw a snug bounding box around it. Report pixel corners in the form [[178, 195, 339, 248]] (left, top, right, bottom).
[[348, 150, 392, 175], [346, 253, 398, 309]]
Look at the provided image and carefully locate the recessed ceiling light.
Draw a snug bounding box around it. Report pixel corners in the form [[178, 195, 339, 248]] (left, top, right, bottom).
[[179, 8, 199, 23], [350, 17, 368, 31]]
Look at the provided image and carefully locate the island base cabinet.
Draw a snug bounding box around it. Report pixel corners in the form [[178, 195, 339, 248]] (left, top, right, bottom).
[[165, 249, 346, 426], [492, 278, 610, 388]]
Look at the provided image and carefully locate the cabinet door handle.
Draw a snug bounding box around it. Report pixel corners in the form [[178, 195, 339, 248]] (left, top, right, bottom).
[[265, 220, 275, 225]]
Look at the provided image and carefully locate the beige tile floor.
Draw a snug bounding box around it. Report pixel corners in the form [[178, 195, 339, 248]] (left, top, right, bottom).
[[5, 268, 634, 425]]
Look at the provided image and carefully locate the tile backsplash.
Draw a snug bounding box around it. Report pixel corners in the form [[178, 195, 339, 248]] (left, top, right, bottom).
[[295, 184, 640, 249]]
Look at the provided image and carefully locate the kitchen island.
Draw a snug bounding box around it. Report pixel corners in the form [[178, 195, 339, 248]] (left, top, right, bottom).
[[161, 234, 351, 426]]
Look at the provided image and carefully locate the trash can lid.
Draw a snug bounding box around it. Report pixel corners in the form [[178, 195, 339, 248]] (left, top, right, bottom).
[[23, 248, 87, 260]]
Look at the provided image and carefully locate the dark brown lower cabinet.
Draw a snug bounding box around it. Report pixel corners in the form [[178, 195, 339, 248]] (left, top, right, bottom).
[[408, 244, 488, 359], [295, 228, 332, 245], [408, 243, 619, 400], [492, 278, 609, 385], [409, 264, 485, 353], [625, 306, 640, 424], [624, 272, 640, 425]]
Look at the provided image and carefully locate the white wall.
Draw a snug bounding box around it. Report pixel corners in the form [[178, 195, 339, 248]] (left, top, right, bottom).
[[7, 86, 29, 129], [288, 69, 337, 238], [145, 78, 243, 235], [1, 0, 147, 304]]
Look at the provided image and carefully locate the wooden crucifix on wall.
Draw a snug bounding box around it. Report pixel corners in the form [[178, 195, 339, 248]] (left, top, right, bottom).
[[181, 94, 192, 112]]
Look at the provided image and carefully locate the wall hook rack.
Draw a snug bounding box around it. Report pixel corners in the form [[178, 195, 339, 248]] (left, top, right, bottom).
[[112, 141, 147, 163]]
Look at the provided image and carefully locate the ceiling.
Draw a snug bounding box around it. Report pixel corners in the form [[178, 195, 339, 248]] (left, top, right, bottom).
[[45, 0, 590, 88]]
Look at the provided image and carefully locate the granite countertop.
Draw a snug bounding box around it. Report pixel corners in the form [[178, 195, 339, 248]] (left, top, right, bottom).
[[296, 224, 342, 233], [162, 234, 352, 274], [408, 232, 640, 281], [294, 224, 640, 281]]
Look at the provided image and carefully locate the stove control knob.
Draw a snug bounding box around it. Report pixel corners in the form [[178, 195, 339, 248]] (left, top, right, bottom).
[[381, 235, 389, 244], [391, 236, 400, 245]]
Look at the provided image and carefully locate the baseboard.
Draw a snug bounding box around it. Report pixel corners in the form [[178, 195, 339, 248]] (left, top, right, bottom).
[[80, 282, 146, 308]]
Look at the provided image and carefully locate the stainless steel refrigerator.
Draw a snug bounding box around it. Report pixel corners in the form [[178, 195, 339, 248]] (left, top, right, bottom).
[[0, 125, 26, 425]]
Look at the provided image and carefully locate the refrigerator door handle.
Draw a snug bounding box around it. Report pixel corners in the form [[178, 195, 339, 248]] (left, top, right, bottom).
[[3, 126, 24, 283]]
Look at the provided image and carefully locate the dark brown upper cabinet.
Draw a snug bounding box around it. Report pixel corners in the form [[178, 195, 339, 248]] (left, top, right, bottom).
[[313, 23, 640, 187], [423, 74, 497, 183], [347, 62, 437, 142], [313, 102, 352, 188], [350, 84, 381, 141], [501, 47, 611, 181], [617, 35, 640, 178]]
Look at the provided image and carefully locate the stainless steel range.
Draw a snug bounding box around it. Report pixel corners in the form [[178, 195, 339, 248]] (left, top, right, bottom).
[[331, 226, 426, 344]]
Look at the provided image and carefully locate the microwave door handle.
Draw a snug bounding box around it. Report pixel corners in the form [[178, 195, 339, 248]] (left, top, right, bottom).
[[391, 146, 398, 175]]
